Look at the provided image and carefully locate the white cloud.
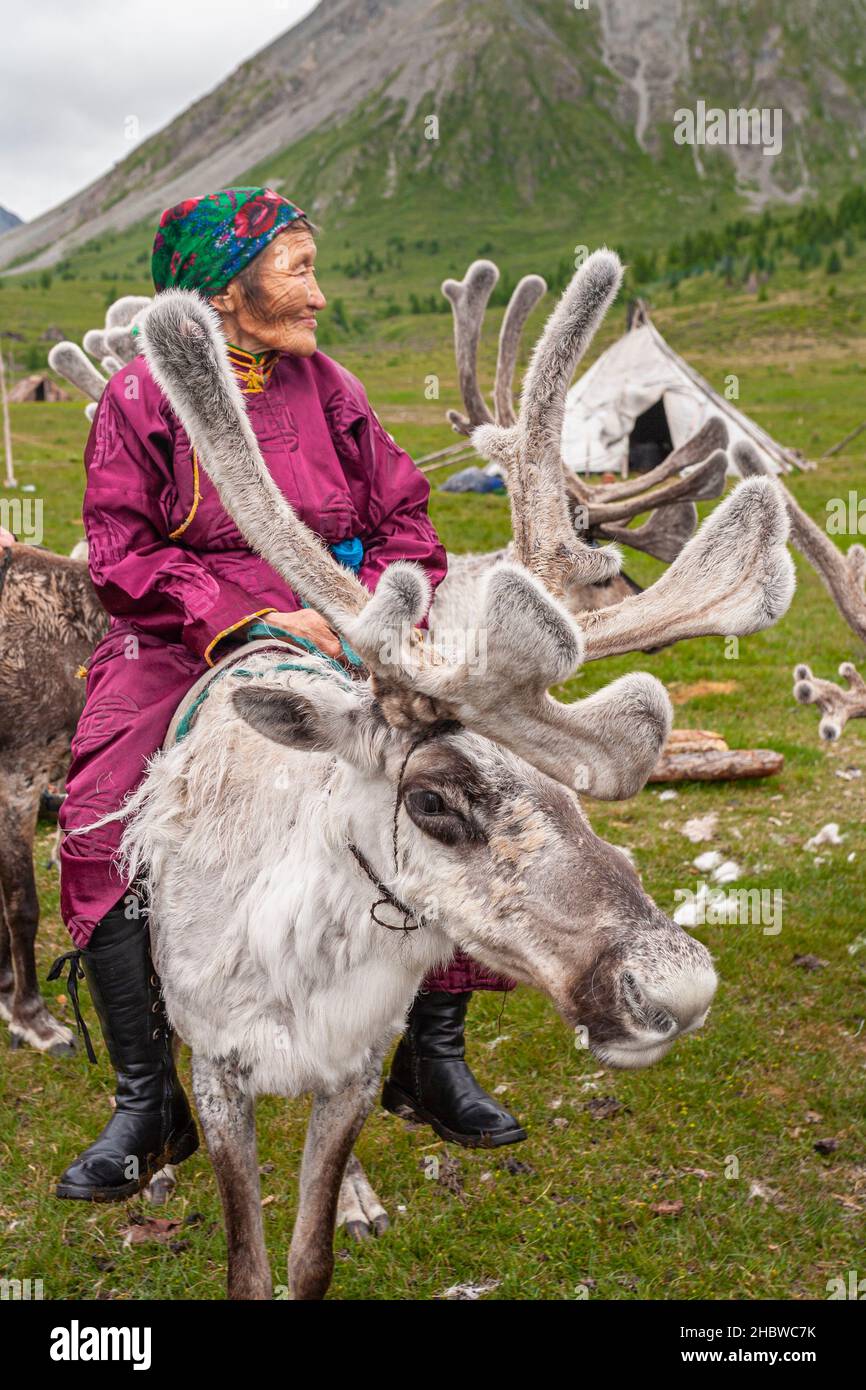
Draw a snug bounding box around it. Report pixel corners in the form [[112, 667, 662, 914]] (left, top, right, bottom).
[[0, 0, 319, 221]]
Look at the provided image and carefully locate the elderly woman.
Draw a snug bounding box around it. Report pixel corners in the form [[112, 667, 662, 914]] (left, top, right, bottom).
[[56, 188, 524, 1203]]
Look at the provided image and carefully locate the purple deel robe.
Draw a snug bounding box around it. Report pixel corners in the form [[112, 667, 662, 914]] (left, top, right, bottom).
[[59, 347, 512, 994]]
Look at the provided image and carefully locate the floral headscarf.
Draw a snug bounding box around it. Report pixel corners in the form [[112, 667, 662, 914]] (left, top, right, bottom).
[[151, 187, 306, 296]]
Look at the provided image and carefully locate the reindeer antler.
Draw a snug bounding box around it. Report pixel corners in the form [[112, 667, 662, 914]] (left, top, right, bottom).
[[734, 439, 866, 741], [47, 343, 108, 403], [441, 260, 497, 434], [106, 295, 152, 328], [49, 296, 153, 410], [442, 260, 547, 434], [734, 440, 866, 644], [474, 251, 626, 598], [141, 267, 793, 801], [590, 416, 729, 501], [493, 272, 547, 427], [443, 257, 732, 567], [573, 449, 728, 529], [792, 662, 866, 741]]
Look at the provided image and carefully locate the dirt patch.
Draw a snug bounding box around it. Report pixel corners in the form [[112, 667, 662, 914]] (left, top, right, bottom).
[[668, 680, 741, 705]]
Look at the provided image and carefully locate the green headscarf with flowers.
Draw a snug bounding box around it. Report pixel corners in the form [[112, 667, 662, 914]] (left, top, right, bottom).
[[151, 187, 306, 296]]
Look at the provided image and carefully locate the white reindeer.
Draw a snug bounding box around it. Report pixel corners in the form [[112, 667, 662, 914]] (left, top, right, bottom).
[[95, 249, 793, 1300]]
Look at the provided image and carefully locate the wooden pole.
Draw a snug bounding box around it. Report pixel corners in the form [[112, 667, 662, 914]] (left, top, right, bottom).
[[420, 447, 477, 475], [819, 420, 866, 461], [0, 348, 15, 488], [415, 439, 468, 466]]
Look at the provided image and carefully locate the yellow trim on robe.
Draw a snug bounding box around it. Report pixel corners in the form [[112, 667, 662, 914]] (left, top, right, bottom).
[[226, 345, 279, 394], [203, 607, 278, 668], [169, 449, 202, 540]]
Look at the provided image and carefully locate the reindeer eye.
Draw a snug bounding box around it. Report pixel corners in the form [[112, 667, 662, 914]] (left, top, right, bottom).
[[410, 790, 445, 816], [403, 784, 485, 847]]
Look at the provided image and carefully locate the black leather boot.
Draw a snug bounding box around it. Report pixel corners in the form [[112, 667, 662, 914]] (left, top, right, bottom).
[[382, 990, 527, 1148], [52, 900, 198, 1202]]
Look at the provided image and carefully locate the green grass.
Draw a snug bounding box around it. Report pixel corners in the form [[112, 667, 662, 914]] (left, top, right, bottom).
[[1, 230, 866, 1303]]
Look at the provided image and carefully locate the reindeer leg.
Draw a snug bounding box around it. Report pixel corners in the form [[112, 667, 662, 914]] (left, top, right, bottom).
[[0, 776, 75, 1056], [192, 1053, 271, 1301], [0, 879, 12, 1018], [289, 1062, 382, 1301]]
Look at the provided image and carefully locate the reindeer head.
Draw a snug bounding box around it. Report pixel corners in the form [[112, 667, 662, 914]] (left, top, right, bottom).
[[141, 251, 795, 1071], [233, 666, 716, 1070]]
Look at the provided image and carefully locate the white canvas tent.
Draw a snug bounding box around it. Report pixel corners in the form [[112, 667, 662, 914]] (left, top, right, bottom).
[[562, 303, 806, 478]]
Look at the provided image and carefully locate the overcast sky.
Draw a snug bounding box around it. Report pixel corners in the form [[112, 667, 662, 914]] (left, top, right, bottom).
[[1, 0, 319, 222]]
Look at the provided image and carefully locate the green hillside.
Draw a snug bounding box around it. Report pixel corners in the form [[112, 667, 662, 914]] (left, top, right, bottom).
[[3, 0, 866, 279]]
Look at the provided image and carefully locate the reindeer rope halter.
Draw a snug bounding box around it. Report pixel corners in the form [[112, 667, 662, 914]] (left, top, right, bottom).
[[347, 720, 458, 935]]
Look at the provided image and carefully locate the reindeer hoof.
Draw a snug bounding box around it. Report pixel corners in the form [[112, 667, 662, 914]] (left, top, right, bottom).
[[337, 1154, 390, 1241], [343, 1221, 371, 1243], [144, 1165, 178, 1205], [370, 1211, 390, 1237], [7, 1010, 77, 1057]]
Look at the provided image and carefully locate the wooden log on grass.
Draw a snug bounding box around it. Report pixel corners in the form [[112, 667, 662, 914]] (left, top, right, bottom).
[[649, 729, 784, 782], [649, 748, 784, 783]]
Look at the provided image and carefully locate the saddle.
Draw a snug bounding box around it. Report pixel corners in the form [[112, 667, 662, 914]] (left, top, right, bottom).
[[164, 622, 364, 750]]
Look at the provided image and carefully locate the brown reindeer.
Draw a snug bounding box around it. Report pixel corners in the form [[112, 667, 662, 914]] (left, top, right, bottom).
[[0, 543, 106, 1052]]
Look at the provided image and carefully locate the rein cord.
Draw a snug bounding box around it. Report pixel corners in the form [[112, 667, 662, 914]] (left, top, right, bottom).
[[347, 721, 453, 936]]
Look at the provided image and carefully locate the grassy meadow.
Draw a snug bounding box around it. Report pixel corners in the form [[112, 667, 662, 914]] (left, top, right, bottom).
[[0, 230, 865, 1301]]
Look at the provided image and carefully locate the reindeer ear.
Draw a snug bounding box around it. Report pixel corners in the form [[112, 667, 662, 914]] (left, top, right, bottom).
[[231, 679, 387, 770]]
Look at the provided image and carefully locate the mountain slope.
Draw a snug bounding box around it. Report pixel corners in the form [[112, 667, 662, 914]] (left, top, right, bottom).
[[2, 0, 865, 273], [0, 205, 23, 236]]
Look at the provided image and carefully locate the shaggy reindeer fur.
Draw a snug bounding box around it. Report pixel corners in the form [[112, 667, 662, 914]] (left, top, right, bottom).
[[0, 546, 107, 1052], [129, 251, 794, 1297]]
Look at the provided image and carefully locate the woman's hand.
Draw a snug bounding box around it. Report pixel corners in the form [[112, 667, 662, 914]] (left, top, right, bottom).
[[259, 608, 344, 660]]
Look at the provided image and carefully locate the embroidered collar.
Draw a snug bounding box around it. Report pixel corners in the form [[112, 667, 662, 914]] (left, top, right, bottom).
[[226, 344, 280, 394]]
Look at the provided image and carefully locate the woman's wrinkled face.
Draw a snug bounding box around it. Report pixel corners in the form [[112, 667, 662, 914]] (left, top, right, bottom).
[[212, 229, 326, 356]]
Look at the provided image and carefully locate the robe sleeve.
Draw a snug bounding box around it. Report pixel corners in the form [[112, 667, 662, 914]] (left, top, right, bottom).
[[82, 384, 275, 664], [353, 404, 447, 613]]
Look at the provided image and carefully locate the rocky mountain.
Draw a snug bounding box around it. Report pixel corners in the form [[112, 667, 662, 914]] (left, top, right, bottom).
[[0, 205, 23, 236], [2, 0, 865, 272]]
